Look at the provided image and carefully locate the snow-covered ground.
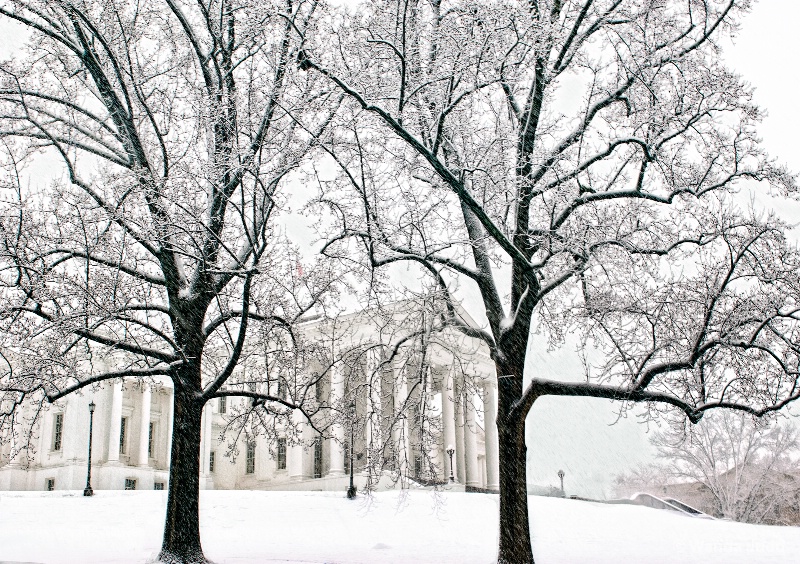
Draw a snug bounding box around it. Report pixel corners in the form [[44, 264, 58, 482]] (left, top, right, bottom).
[[0, 490, 798, 563]]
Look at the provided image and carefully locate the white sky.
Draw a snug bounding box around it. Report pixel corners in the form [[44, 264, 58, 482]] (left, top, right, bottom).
[[1, 2, 798, 497], [727, 4, 800, 179]]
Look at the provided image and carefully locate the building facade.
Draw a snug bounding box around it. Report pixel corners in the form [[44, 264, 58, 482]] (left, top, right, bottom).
[[0, 312, 501, 494]]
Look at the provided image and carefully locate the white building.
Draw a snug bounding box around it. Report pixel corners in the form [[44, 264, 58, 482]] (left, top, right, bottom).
[[0, 310, 500, 494]]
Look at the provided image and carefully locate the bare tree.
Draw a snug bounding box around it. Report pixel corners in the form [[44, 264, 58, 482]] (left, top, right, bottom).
[[651, 411, 799, 524], [612, 462, 669, 500], [298, 1, 800, 562], [614, 412, 800, 525], [0, 1, 339, 562]]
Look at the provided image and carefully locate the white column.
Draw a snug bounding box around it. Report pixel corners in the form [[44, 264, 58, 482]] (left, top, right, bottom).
[[138, 385, 152, 467], [392, 363, 412, 475], [107, 379, 123, 464], [288, 409, 305, 481], [454, 388, 466, 484], [165, 387, 174, 468], [418, 364, 439, 478], [463, 391, 480, 488], [328, 366, 345, 476], [36, 411, 46, 463], [198, 403, 206, 474], [483, 381, 500, 491], [62, 403, 80, 460], [304, 420, 317, 478], [202, 403, 213, 475], [366, 353, 382, 471], [441, 367, 457, 482]]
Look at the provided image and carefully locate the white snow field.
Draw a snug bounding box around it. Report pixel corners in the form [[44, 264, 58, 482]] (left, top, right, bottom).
[[0, 490, 798, 564]]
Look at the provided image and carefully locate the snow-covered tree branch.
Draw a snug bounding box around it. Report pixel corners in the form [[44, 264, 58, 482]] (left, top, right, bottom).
[[300, 1, 800, 561]]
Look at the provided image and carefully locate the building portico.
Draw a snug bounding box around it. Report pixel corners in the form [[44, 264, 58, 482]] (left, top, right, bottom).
[[1, 311, 500, 494]]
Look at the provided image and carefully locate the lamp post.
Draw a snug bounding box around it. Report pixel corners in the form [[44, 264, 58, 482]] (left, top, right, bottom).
[[446, 444, 455, 483], [346, 401, 357, 499], [557, 469, 565, 497], [83, 401, 96, 497]]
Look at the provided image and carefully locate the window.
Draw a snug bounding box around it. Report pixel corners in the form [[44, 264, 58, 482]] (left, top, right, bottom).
[[245, 442, 255, 474], [313, 439, 323, 479], [209, 451, 216, 473], [52, 413, 63, 451], [414, 455, 422, 477], [315, 380, 324, 402], [218, 396, 227, 414], [277, 378, 286, 400], [148, 422, 154, 458], [344, 442, 350, 475], [124, 478, 137, 490], [153, 482, 164, 491], [119, 417, 128, 455], [276, 438, 286, 470], [46, 478, 55, 491]]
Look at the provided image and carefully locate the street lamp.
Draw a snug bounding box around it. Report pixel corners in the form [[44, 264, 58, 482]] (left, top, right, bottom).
[[446, 444, 455, 483], [83, 401, 96, 497], [346, 401, 357, 499], [557, 469, 565, 497]]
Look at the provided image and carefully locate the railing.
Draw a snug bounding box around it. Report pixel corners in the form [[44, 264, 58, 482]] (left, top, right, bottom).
[[612, 492, 714, 519]]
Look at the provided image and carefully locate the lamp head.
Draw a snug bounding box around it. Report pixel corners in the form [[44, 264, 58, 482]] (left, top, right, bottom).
[[446, 444, 455, 455], [88, 401, 96, 413]]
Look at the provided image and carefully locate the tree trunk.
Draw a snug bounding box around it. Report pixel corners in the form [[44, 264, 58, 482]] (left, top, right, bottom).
[[159, 386, 207, 564], [496, 412, 534, 564], [495, 361, 535, 564]]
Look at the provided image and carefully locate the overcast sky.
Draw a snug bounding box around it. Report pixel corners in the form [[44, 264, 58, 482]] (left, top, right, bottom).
[[726, 3, 800, 177]]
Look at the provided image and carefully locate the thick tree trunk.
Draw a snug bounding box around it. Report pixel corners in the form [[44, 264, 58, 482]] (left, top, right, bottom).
[[496, 411, 534, 564], [495, 357, 535, 564], [159, 386, 207, 564]]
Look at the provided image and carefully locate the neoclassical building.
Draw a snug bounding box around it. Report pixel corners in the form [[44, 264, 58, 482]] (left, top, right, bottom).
[[0, 309, 500, 494]]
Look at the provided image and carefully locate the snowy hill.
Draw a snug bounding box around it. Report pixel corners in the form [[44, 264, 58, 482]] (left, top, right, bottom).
[[0, 490, 798, 563]]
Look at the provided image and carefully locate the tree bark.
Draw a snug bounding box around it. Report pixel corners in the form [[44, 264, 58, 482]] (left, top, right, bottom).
[[159, 382, 207, 564], [497, 419, 533, 564], [496, 361, 535, 564]]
